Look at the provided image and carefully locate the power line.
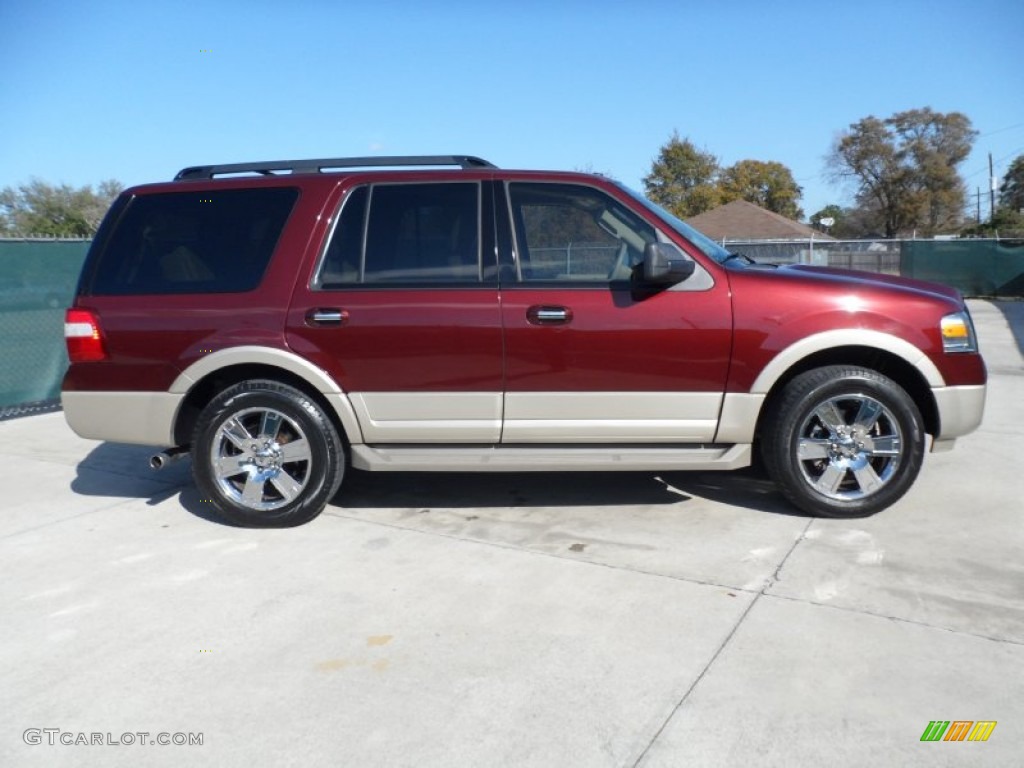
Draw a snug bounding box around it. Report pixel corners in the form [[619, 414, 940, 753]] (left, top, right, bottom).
[[993, 146, 1024, 166], [978, 122, 1024, 139], [962, 145, 1024, 181]]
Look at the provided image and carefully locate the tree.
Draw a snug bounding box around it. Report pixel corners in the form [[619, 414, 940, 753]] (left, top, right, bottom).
[[0, 179, 123, 237], [999, 154, 1024, 213], [644, 133, 805, 221], [962, 153, 1024, 236], [828, 108, 976, 237], [719, 159, 803, 219], [960, 206, 1024, 237], [642, 133, 721, 218]]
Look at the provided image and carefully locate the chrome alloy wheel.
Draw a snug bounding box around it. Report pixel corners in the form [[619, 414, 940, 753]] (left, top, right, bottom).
[[795, 394, 904, 501], [210, 407, 313, 511]]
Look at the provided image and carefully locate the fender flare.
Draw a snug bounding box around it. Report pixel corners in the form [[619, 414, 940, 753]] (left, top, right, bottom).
[[716, 330, 945, 445], [749, 329, 946, 394], [169, 345, 364, 443]]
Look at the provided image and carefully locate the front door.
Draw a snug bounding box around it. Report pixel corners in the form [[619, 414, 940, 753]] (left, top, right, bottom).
[[497, 180, 732, 443]]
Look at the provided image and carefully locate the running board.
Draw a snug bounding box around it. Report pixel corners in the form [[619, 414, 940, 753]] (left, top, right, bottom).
[[350, 443, 751, 473]]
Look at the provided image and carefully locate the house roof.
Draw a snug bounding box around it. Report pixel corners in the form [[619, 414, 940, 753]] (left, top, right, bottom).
[[685, 199, 834, 241]]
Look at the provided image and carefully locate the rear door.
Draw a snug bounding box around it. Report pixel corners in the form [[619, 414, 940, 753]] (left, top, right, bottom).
[[286, 179, 503, 442], [497, 180, 732, 443]]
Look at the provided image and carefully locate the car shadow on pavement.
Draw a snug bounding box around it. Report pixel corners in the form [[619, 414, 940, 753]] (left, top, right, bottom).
[[71, 442, 235, 525], [71, 444, 807, 526], [333, 466, 808, 518], [334, 470, 690, 509], [658, 468, 809, 517], [72, 443, 189, 502]]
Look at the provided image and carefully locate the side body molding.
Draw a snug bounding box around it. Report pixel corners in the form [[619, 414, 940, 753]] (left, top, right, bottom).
[[170, 345, 365, 444]]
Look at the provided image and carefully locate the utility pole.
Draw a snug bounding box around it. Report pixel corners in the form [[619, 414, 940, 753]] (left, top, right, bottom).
[[989, 152, 996, 221], [976, 186, 981, 224]]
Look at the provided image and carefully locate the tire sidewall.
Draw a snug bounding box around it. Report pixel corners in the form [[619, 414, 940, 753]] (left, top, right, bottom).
[[767, 369, 924, 518], [192, 381, 343, 527]]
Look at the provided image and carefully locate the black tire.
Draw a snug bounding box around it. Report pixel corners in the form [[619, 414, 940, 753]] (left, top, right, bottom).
[[761, 366, 924, 518], [191, 380, 345, 527]]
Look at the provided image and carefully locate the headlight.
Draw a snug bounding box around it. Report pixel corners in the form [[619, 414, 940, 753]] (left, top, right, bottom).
[[940, 311, 978, 353]]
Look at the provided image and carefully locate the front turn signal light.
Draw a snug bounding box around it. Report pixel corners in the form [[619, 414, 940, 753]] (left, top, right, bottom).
[[940, 311, 977, 353]]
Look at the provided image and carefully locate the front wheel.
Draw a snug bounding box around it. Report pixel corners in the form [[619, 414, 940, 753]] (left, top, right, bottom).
[[192, 380, 345, 527], [761, 366, 925, 518]]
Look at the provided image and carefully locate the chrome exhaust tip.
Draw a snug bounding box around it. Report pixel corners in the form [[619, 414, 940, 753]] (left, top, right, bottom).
[[150, 446, 188, 470]]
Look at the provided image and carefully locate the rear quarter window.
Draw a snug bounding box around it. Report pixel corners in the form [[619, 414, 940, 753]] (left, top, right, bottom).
[[85, 188, 298, 295]]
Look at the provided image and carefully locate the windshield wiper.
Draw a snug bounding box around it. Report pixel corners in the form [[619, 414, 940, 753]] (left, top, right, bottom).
[[721, 252, 755, 265]]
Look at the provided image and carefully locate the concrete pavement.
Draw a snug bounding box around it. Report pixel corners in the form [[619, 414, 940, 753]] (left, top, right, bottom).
[[1, 300, 1021, 767]]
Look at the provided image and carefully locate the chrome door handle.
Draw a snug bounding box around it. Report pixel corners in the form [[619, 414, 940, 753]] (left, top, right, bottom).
[[527, 305, 572, 325], [305, 308, 349, 326]]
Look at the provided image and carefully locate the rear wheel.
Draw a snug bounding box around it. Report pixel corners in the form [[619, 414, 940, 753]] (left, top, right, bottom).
[[192, 380, 344, 527], [761, 366, 924, 518]]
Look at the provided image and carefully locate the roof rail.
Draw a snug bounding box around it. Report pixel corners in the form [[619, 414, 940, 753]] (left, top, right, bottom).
[[174, 155, 497, 180]]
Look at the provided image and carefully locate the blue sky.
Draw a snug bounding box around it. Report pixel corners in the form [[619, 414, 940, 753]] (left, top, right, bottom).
[[2, 0, 1022, 222]]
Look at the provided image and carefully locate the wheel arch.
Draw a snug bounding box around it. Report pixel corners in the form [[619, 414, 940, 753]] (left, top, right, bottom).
[[753, 345, 940, 443], [169, 348, 363, 448]]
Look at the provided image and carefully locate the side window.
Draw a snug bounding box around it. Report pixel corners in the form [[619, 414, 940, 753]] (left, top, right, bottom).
[[88, 188, 298, 295], [317, 182, 480, 286], [318, 186, 368, 285], [507, 183, 656, 282]]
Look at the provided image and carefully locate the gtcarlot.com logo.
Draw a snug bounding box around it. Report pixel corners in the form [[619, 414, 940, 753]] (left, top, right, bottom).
[[23, 729, 203, 747]]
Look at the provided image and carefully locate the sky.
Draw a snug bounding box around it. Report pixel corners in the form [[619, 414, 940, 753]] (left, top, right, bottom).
[[2, 0, 1023, 222]]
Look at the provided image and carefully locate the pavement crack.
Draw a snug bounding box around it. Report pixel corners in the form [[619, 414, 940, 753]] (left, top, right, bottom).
[[627, 518, 815, 767], [767, 517, 815, 588], [324, 511, 756, 594], [756, 519, 1022, 648], [0, 495, 144, 540], [629, 588, 762, 768], [763, 592, 1024, 647]]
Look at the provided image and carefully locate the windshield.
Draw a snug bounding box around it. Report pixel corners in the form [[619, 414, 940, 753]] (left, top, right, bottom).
[[616, 183, 732, 264]]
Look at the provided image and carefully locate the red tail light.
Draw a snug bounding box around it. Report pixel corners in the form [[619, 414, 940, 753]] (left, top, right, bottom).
[[65, 309, 108, 362]]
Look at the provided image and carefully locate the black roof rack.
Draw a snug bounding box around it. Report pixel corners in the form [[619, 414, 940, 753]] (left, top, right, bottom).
[[174, 155, 497, 180]]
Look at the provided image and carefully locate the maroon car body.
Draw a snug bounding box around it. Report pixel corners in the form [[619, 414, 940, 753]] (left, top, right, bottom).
[[62, 157, 987, 526]]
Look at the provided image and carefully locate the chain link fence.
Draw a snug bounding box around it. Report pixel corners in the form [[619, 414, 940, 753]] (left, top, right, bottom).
[[901, 239, 1024, 296], [0, 239, 90, 418], [725, 239, 902, 274], [726, 238, 1024, 295]]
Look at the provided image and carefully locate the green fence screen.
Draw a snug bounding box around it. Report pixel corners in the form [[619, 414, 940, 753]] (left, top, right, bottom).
[[0, 240, 90, 410], [901, 239, 1024, 297]]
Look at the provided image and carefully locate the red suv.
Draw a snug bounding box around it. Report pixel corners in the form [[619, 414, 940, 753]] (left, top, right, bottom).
[[62, 155, 987, 526]]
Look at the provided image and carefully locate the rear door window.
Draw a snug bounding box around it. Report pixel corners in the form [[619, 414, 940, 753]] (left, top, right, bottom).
[[316, 182, 481, 286], [87, 188, 298, 295]]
